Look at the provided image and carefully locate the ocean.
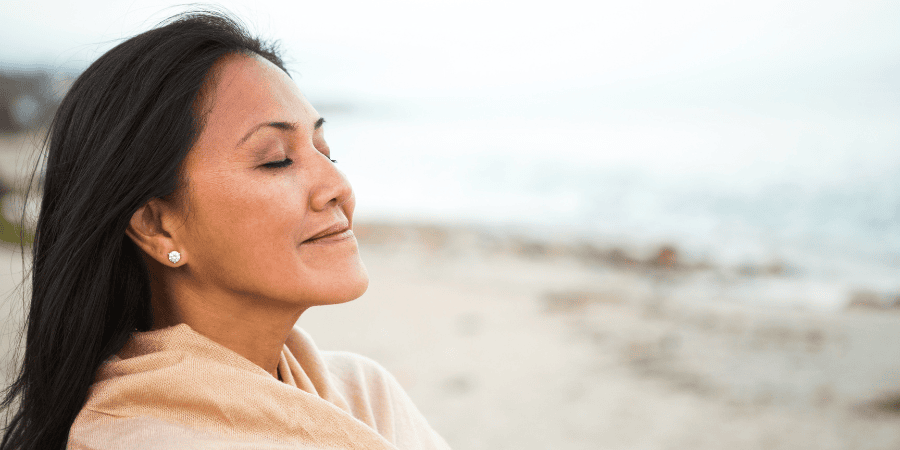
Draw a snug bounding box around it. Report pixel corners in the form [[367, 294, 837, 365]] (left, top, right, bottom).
[[320, 95, 900, 311]]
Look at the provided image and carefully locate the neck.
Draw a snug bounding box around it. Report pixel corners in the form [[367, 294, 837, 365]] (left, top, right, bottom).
[[150, 280, 306, 378]]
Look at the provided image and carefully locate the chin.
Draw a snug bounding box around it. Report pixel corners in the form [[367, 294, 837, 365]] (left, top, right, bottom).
[[333, 269, 370, 305], [290, 241, 369, 306], [310, 259, 369, 307]]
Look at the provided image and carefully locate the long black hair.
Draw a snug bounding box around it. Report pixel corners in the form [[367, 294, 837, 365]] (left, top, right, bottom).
[[0, 10, 288, 450]]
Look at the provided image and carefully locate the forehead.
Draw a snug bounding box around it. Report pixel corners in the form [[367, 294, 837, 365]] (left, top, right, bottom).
[[191, 53, 317, 160]]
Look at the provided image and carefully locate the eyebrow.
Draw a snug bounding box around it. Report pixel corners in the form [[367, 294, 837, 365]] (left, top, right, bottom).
[[237, 117, 326, 147]]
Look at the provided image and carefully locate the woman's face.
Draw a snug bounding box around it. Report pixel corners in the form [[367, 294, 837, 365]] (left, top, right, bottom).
[[172, 53, 368, 308]]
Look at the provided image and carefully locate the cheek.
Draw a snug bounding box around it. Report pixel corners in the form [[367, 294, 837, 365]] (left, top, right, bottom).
[[178, 169, 368, 304], [184, 175, 310, 272]]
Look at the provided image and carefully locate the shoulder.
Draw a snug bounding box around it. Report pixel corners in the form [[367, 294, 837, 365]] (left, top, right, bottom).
[[320, 351, 451, 450], [322, 351, 396, 387], [69, 413, 306, 450], [320, 351, 406, 421]]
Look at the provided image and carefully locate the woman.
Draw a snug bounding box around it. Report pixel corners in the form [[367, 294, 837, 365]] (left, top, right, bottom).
[[0, 11, 450, 450]]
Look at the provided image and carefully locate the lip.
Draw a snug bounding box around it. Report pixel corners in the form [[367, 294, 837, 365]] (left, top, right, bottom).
[[302, 222, 354, 245]]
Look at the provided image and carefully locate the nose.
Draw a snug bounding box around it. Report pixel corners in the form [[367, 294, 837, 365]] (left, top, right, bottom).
[[308, 153, 354, 213]]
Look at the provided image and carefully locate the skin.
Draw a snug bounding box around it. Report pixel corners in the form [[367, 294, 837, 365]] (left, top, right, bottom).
[[126, 53, 369, 379]]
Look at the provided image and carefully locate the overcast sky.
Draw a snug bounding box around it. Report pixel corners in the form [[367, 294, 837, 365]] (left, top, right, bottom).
[[1, 0, 898, 115]]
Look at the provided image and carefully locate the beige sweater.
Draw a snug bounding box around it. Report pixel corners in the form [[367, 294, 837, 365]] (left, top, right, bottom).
[[68, 324, 451, 450]]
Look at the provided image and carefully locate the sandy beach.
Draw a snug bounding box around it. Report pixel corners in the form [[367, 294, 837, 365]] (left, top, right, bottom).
[[0, 220, 898, 449], [0, 133, 898, 449], [292, 222, 900, 450]]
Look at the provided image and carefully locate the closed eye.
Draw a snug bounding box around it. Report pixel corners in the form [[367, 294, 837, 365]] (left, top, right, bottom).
[[262, 158, 293, 169]]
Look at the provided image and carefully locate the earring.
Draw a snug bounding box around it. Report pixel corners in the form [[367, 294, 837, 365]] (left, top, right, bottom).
[[168, 251, 181, 264]]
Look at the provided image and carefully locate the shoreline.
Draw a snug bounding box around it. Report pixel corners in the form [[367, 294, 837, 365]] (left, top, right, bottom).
[[353, 220, 900, 313]]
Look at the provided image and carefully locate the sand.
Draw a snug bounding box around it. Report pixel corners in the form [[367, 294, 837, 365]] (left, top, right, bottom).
[[293, 223, 900, 450], [0, 222, 898, 449]]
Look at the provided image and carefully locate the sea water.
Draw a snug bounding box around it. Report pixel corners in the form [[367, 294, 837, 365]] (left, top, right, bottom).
[[321, 95, 900, 311]]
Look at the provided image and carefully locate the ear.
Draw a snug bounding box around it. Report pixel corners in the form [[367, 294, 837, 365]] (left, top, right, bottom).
[[125, 199, 186, 267]]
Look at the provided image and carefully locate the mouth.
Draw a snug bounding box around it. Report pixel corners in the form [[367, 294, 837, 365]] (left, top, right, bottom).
[[302, 221, 354, 245]]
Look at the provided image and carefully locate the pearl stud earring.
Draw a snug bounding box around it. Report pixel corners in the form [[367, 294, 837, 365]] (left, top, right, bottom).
[[168, 251, 181, 264]]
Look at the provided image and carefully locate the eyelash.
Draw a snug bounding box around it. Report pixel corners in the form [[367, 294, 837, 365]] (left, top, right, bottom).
[[263, 158, 293, 169], [262, 156, 337, 169]]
